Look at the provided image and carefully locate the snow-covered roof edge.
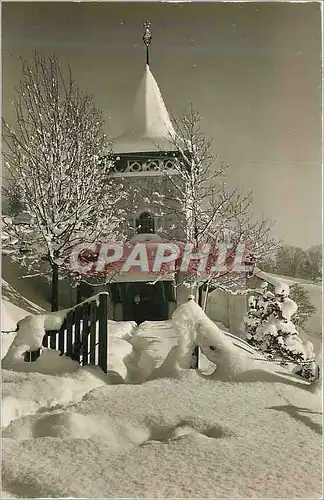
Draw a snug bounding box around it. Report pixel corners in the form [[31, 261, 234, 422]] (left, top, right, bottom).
[[253, 268, 285, 287]]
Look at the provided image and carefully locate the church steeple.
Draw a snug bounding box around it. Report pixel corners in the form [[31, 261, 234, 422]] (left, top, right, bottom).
[[112, 23, 177, 155]]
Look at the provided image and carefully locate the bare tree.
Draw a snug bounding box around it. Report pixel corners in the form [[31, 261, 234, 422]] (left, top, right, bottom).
[[289, 283, 317, 330], [305, 244, 322, 281], [2, 53, 126, 311], [150, 106, 277, 303]]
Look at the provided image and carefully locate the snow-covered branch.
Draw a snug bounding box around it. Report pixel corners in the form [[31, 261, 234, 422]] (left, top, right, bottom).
[[2, 52, 127, 310]]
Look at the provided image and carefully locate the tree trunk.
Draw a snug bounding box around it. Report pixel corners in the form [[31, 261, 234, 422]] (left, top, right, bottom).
[[51, 262, 59, 312], [202, 281, 210, 311], [198, 285, 203, 307], [76, 282, 82, 304]]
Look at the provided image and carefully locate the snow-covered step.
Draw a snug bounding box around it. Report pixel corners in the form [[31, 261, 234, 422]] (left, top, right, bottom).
[[108, 320, 137, 341], [133, 320, 177, 338], [129, 321, 179, 382]]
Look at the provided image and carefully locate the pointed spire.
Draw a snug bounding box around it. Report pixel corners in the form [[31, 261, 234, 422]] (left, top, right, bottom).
[[112, 24, 177, 154], [113, 65, 177, 153], [143, 22, 152, 66]]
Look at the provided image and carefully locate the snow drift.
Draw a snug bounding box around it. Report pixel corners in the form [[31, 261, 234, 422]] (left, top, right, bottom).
[[1, 296, 322, 498], [2, 296, 320, 391], [2, 368, 322, 498]]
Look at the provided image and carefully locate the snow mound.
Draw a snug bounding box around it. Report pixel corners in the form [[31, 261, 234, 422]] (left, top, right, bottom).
[[2, 365, 107, 428], [2, 309, 68, 369], [275, 281, 290, 297], [2, 346, 80, 375], [1, 300, 30, 358], [126, 300, 317, 385], [108, 319, 137, 341], [2, 297, 317, 390], [127, 301, 208, 383], [128, 320, 179, 382], [108, 337, 133, 382], [196, 317, 287, 382], [107, 320, 137, 382], [281, 297, 298, 321], [171, 300, 205, 369]]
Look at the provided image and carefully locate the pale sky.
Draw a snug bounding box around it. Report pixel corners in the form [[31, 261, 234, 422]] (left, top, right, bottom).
[[2, 1, 322, 248]]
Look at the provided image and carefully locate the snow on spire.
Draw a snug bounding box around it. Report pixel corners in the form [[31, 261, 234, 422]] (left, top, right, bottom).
[[112, 24, 177, 154]]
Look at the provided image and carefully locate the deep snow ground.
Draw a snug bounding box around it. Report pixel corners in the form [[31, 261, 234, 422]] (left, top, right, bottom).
[[2, 367, 322, 498], [1, 287, 323, 498]]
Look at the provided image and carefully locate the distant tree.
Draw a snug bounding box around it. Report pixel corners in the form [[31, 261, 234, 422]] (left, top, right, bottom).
[[304, 245, 322, 281], [289, 283, 317, 330], [2, 53, 126, 311], [275, 245, 306, 278], [259, 244, 322, 282], [257, 253, 277, 274]]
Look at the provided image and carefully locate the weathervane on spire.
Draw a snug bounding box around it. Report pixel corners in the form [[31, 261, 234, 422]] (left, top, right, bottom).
[[143, 21, 152, 66]]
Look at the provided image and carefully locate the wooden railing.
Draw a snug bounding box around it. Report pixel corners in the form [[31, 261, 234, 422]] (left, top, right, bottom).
[[42, 293, 109, 373]]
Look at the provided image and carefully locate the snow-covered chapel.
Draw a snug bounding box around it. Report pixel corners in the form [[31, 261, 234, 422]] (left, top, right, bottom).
[[74, 25, 252, 331], [78, 23, 188, 324]]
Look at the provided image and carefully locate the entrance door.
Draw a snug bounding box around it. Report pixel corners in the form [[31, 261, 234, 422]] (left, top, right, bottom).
[[113, 281, 171, 324]]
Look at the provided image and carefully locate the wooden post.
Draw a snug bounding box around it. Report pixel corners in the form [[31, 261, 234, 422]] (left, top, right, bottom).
[[81, 303, 90, 366], [187, 295, 199, 369], [76, 282, 82, 304], [66, 310, 74, 358], [49, 330, 57, 350], [42, 333, 50, 348], [58, 319, 66, 356], [72, 306, 82, 363], [51, 262, 59, 312], [89, 301, 97, 365], [98, 294, 108, 373]]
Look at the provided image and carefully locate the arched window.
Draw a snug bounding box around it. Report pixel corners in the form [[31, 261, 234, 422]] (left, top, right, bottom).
[[136, 212, 155, 234]]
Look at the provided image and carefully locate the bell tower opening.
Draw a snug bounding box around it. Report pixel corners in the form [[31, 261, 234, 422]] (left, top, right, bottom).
[[136, 211, 155, 234]]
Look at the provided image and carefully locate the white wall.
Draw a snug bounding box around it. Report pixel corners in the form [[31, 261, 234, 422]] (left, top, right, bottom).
[[228, 294, 247, 336], [205, 289, 230, 329], [205, 289, 248, 337]]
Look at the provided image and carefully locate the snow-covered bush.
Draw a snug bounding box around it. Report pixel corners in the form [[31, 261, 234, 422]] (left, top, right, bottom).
[[244, 282, 318, 380]]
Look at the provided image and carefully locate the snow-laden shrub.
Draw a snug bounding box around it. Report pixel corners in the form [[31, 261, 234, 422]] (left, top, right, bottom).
[[244, 282, 319, 381]]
